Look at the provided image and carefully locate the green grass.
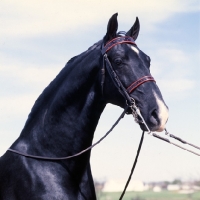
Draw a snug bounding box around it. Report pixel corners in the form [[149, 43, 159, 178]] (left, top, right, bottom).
[[97, 190, 200, 200]]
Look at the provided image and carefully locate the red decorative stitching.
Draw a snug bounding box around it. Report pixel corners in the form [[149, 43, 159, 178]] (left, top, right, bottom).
[[102, 36, 136, 54], [105, 41, 136, 53], [127, 76, 155, 94], [105, 36, 135, 47]]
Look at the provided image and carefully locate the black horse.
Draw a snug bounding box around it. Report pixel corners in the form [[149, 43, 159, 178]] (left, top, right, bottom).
[[0, 13, 168, 200]]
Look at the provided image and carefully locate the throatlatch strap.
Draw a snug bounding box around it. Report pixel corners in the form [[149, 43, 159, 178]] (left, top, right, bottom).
[[127, 76, 155, 94]]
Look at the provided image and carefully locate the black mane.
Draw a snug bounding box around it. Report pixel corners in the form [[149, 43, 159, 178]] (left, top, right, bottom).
[[67, 40, 102, 64]]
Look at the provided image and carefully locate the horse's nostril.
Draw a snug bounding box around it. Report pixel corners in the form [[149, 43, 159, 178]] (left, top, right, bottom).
[[152, 109, 158, 118], [150, 109, 159, 125]]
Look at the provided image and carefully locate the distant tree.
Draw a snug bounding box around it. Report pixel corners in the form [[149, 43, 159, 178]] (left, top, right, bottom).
[[172, 179, 182, 185], [162, 181, 170, 189], [194, 180, 200, 187]]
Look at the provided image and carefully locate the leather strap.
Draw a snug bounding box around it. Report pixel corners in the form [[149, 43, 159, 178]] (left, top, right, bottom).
[[103, 54, 133, 105], [7, 106, 129, 160], [127, 76, 155, 94], [101, 37, 155, 98], [101, 36, 136, 55]]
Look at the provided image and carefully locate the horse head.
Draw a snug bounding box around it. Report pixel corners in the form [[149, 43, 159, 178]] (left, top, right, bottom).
[[102, 13, 169, 132]]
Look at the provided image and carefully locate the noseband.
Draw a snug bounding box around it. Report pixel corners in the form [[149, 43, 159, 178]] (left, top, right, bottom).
[[101, 36, 155, 106]]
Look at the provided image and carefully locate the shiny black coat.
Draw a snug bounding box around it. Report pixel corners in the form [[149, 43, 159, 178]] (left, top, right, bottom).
[[0, 13, 168, 200]]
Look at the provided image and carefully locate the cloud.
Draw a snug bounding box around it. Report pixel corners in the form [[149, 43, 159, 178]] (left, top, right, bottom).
[[0, 0, 198, 114], [0, 63, 60, 85], [149, 46, 197, 98], [0, 0, 199, 39], [0, 1, 199, 184], [159, 79, 195, 93], [0, 94, 38, 118], [0, 47, 62, 94]]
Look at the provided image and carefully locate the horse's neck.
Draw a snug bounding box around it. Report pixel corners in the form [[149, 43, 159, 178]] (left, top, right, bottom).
[[12, 47, 105, 159]]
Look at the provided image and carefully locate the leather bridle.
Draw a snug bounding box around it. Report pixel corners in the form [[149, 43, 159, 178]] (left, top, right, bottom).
[[7, 35, 200, 200], [7, 36, 154, 200], [8, 36, 156, 160], [8, 35, 199, 160], [101, 36, 155, 106]]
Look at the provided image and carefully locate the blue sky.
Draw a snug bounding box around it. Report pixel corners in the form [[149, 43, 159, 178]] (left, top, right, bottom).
[[0, 0, 199, 187]]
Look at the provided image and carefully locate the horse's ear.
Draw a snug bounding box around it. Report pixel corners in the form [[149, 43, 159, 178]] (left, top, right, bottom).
[[104, 13, 118, 44], [126, 17, 140, 41]]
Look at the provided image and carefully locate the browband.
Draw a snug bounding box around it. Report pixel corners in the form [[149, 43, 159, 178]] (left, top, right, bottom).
[[101, 36, 136, 55], [101, 36, 155, 98]]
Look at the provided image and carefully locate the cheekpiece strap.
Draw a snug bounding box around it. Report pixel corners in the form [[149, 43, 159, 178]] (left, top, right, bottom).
[[127, 76, 156, 94], [101, 36, 136, 55]]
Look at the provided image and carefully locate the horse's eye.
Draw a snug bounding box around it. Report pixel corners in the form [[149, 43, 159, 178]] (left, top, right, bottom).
[[114, 58, 122, 65]]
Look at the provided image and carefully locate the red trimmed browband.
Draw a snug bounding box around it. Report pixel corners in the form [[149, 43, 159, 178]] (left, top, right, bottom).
[[127, 76, 156, 94], [101, 36, 136, 55]]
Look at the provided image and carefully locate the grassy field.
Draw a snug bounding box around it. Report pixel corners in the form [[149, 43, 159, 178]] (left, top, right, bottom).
[[97, 190, 200, 200]]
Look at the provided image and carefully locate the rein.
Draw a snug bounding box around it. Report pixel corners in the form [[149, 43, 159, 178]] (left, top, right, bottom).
[[8, 106, 129, 160], [101, 35, 200, 156], [7, 36, 156, 161], [7, 35, 200, 200]]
